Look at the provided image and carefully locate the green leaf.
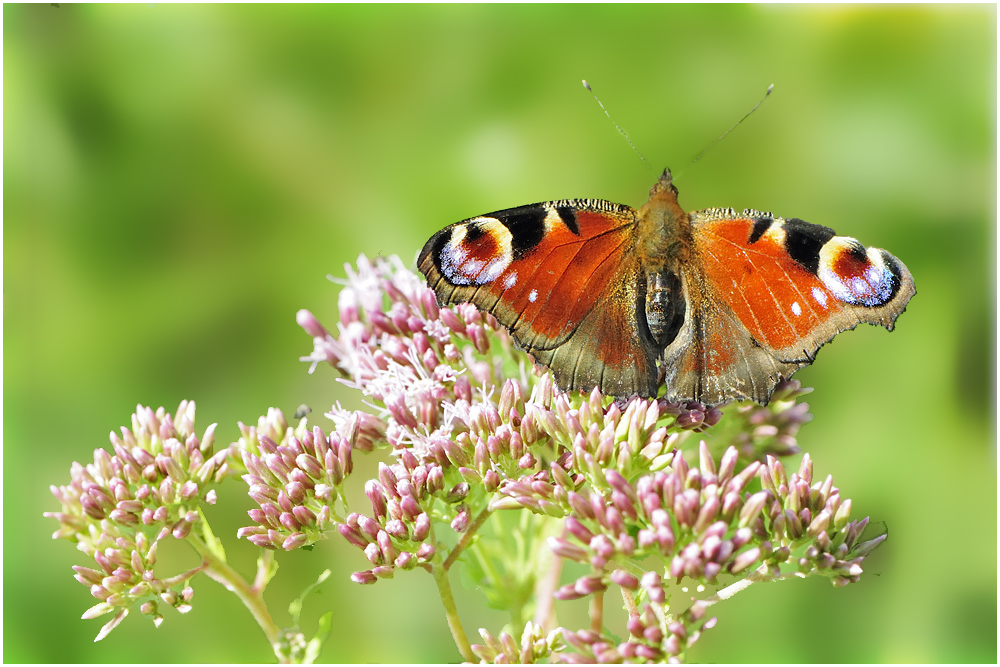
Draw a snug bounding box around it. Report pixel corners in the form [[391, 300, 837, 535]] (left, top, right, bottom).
[[288, 569, 331, 625], [199, 513, 227, 563], [304, 611, 333, 664], [459, 511, 560, 625]]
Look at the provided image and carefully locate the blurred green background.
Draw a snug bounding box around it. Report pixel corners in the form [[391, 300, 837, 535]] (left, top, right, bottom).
[[5, 4, 995, 663]]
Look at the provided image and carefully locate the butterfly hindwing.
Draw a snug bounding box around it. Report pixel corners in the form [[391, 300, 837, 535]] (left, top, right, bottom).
[[418, 200, 660, 396]]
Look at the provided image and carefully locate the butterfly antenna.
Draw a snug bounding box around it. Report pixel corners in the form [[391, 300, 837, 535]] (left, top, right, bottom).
[[582, 80, 651, 171], [675, 83, 774, 180]]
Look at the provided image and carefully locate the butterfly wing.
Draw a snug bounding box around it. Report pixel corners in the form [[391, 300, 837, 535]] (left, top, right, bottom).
[[662, 209, 916, 404], [418, 200, 661, 396]]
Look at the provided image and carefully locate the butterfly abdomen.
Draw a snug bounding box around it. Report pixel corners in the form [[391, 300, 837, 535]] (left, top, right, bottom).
[[643, 270, 686, 349]]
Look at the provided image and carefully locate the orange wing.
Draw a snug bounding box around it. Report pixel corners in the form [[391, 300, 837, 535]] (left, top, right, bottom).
[[419, 200, 661, 396], [660, 209, 915, 404]]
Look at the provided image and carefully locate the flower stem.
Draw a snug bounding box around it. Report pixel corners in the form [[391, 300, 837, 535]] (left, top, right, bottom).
[[443, 507, 493, 571], [253, 549, 276, 594], [621, 587, 639, 617], [188, 534, 281, 652], [699, 562, 803, 608], [434, 507, 494, 659], [533, 551, 563, 631], [589, 590, 604, 633], [431, 564, 474, 662]]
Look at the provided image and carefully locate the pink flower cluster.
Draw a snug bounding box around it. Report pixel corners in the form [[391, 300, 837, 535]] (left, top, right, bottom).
[[272, 254, 879, 662], [46, 401, 225, 637]]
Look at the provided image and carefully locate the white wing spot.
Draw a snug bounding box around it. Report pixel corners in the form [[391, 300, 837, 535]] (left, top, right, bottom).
[[528, 289, 538, 303], [791, 301, 802, 317], [811, 286, 829, 308], [503, 271, 518, 290]]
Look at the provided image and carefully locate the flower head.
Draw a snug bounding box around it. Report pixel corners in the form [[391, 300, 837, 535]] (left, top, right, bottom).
[[45, 401, 223, 638], [47, 252, 887, 661], [472, 622, 564, 664], [282, 256, 834, 586], [233, 408, 355, 550], [246, 254, 881, 664]]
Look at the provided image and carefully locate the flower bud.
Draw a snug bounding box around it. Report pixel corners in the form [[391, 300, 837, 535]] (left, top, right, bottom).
[[351, 570, 377, 585]]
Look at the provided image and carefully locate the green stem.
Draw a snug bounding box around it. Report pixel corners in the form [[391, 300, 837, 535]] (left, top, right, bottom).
[[431, 507, 494, 660], [620, 587, 639, 617], [253, 549, 276, 594], [698, 562, 802, 608], [589, 590, 604, 633], [443, 507, 493, 571], [432, 564, 475, 662], [532, 550, 562, 631], [188, 534, 281, 653]]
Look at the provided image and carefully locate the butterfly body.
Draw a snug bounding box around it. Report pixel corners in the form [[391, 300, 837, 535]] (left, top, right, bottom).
[[419, 169, 914, 405]]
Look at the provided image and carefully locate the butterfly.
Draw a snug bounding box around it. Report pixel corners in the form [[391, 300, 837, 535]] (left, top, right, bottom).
[[418, 169, 915, 405]]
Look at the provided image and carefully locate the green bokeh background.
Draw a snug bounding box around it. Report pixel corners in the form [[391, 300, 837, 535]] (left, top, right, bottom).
[[5, 4, 995, 663]]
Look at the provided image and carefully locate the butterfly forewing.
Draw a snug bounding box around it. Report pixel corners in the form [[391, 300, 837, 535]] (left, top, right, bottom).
[[664, 209, 915, 403], [418, 200, 661, 396]]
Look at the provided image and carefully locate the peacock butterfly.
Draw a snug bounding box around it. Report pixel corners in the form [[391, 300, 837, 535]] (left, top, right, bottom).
[[418, 169, 915, 405]]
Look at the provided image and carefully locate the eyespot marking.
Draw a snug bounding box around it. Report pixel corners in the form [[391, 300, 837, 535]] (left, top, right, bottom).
[[437, 219, 513, 286], [817, 237, 899, 306]]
